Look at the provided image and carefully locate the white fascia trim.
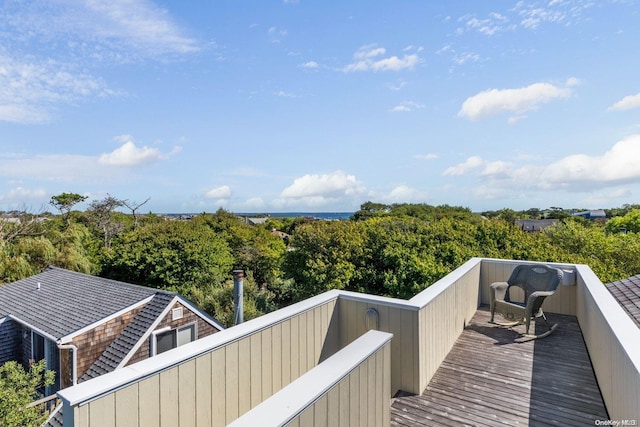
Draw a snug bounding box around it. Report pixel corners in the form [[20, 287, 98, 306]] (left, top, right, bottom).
[[59, 295, 155, 343], [7, 315, 59, 343], [117, 296, 180, 368], [175, 296, 225, 331]]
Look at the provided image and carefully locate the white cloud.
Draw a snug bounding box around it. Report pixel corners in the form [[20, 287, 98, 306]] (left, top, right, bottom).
[[414, 153, 439, 160], [0, 154, 123, 184], [281, 171, 365, 199], [608, 93, 640, 111], [543, 135, 640, 188], [2, 1, 199, 59], [443, 156, 484, 176], [381, 185, 427, 203], [99, 137, 177, 167], [0, 187, 47, 202], [239, 197, 265, 210], [205, 185, 232, 199], [457, 12, 514, 36], [344, 45, 420, 72], [389, 101, 425, 113], [458, 81, 573, 122], [443, 135, 640, 201], [353, 45, 387, 59], [268, 26, 288, 43], [299, 61, 319, 69], [0, 55, 112, 124]]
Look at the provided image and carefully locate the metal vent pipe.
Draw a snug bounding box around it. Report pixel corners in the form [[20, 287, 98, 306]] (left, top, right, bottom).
[[233, 270, 244, 325]]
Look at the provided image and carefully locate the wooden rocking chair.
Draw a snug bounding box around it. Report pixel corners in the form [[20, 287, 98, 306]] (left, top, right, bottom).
[[489, 264, 563, 339]]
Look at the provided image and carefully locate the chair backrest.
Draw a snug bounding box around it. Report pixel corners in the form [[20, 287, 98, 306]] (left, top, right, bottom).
[[507, 264, 562, 297]]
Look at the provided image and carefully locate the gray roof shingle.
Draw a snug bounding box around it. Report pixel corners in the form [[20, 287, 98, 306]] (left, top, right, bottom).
[[0, 266, 173, 340], [606, 274, 640, 328], [80, 292, 175, 381]]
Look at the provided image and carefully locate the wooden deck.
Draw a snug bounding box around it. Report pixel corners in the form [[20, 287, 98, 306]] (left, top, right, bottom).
[[390, 307, 608, 426]]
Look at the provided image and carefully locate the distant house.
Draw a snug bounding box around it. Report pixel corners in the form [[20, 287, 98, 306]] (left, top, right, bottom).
[[0, 266, 223, 399], [572, 209, 607, 221], [271, 229, 290, 244], [515, 219, 559, 232], [606, 274, 640, 328]]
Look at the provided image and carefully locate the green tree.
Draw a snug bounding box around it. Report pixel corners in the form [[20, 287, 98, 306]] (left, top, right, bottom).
[[605, 209, 640, 234], [49, 192, 87, 227], [103, 220, 234, 292], [0, 360, 55, 427]]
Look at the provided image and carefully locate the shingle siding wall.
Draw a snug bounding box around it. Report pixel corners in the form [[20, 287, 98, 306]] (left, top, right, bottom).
[[126, 301, 219, 365], [0, 318, 21, 364], [71, 306, 143, 379], [21, 325, 32, 368]]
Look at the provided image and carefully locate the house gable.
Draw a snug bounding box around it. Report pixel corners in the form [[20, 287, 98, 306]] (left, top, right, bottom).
[[125, 298, 221, 366]]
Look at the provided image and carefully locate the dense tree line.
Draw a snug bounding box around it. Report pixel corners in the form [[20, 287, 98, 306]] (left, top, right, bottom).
[[2, 196, 640, 325]]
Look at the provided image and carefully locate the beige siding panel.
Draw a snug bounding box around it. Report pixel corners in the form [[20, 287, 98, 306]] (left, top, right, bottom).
[[225, 342, 239, 424], [238, 337, 251, 416], [195, 353, 212, 427], [382, 343, 391, 425], [375, 347, 383, 427], [75, 404, 89, 427], [359, 363, 368, 427], [307, 310, 315, 368], [326, 386, 339, 427], [159, 367, 179, 427], [178, 359, 196, 427], [367, 352, 376, 427], [287, 418, 300, 427], [138, 375, 160, 427], [115, 384, 139, 427], [298, 406, 313, 426], [89, 393, 115, 427], [281, 318, 291, 387], [320, 303, 329, 357], [313, 308, 322, 364], [249, 333, 262, 407], [210, 348, 226, 427], [290, 316, 300, 380], [298, 313, 307, 373], [401, 308, 417, 393], [313, 394, 328, 426], [349, 366, 359, 426], [272, 323, 282, 393], [261, 328, 273, 399], [338, 375, 349, 426]]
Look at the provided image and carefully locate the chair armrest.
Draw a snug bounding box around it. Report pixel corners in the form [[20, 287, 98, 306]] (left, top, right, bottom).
[[490, 281, 509, 303], [528, 290, 555, 301]]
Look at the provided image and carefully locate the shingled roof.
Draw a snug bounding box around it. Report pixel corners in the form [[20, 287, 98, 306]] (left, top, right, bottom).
[[606, 274, 640, 328], [80, 292, 176, 380], [0, 266, 172, 340]]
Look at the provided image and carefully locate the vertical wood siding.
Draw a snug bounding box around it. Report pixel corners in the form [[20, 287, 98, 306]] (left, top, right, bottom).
[[287, 339, 391, 427], [576, 266, 640, 419], [70, 298, 338, 427]]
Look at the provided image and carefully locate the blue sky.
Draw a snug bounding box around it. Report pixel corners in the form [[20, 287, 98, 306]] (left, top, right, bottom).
[[1, 0, 640, 213]]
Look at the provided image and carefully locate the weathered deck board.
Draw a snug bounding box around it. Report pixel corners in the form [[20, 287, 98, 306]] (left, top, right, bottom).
[[391, 307, 608, 426]]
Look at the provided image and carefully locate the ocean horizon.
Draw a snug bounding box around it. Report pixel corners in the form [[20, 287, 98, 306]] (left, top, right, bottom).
[[162, 212, 354, 220]]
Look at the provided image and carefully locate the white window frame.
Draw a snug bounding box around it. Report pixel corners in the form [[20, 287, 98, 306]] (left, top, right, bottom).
[[150, 322, 198, 356]]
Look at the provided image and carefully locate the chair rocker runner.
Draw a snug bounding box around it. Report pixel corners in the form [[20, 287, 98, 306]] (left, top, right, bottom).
[[489, 264, 563, 339]]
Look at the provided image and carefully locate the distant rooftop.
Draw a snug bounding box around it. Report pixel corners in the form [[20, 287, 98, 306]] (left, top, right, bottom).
[[606, 274, 640, 328]]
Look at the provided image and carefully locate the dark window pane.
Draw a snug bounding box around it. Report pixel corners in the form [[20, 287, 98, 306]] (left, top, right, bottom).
[[156, 330, 176, 354]]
